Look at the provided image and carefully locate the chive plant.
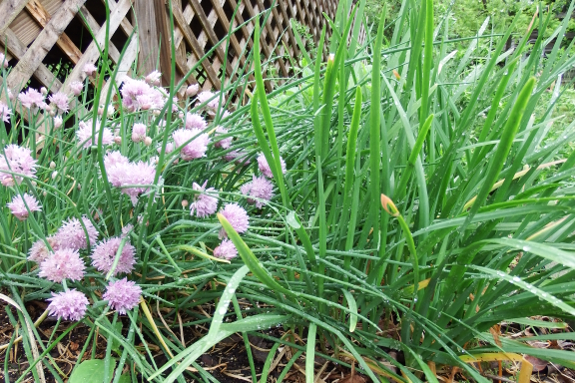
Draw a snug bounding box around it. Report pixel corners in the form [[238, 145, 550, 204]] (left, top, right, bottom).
[[1, 0, 575, 382]]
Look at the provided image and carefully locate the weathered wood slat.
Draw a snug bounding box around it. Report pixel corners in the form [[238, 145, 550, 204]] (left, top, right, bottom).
[[25, 0, 83, 64], [0, 0, 31, 36], [6, 0, 87, 93], [78, 6, 122, 63]]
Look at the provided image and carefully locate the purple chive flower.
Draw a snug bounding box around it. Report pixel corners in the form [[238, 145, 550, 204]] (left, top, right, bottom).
[[0, 102, 11, 123], [103, 278, 142, 314], [83, 63, 97, 75], [7, 193, 41, 221], [219, 203, 249, 236], [257, 153, 286, 178], [189, 181, 218, 218], [55, 216, 99, 250], [214, 126, 232, 149], [47, 289, 89, 321], [76, 120, 113, 148], [240, 176, 273, 208], [145, 70, 162, 86], [184, 113, 207, 130], [0, 53, 8, 68], [0, 144, 37, 187], [172, 128, 209, 160], [91, 237, 136, 276], [131, 123, 147, 143], [48, 92, 69, 114], [70, 81, 84, 96], [39, 248, 85, 282], [213, 239, 238, 260], [104, 151, 158, 205], [224, 149, 250, 166], [18, 88, 47, 111], [121, 77, 165, 112], [186, 84, 199, 97], [54, 116, 63, 129], [28, 235, 60, 263]]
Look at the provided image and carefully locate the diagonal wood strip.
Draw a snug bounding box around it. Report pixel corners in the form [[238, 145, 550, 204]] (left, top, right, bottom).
[[60, 0, 134, 97], [25, 0, 83, 64], [0, 0, 32, 36], [6, 0, 87, 94], [78, 6, 122, 63], [171, 2, 222, 90]]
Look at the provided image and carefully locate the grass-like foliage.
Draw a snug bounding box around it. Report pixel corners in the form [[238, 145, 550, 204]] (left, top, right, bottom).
[[1, 0, 575, 381]]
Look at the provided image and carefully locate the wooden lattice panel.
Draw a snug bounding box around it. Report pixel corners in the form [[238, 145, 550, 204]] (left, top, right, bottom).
[[0, 0, 357, 110]]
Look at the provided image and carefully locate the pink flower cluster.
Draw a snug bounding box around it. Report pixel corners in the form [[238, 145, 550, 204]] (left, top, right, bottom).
[[0, 144, 37, 186], [103, 278, 142, 314], [77, 120, 114, 148], [104, 151, 158, 205], [91, 237, 136, 276], [121, 77, 167, 112], [190, 181, 218, 218], [0, 102, 11, 123], [7, 193, 41, 221], [240, 176, 273, 208], [48, 92, 70, 115], [257, 153, 286, 178], [18, 88, 47, 111], [172, 128, 210, 160]]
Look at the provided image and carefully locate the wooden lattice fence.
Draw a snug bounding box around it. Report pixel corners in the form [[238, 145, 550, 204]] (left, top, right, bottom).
[[0, 0, 358, 107]]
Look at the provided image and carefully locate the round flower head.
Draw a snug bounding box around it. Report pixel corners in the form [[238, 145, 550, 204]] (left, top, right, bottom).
[[240, 176, 273, 208], [55, 216, 99, 250], [190, 181, 218, 218], [214, 126, 232, 149], [70, 81, 84, 96], [120, 77, 166, 112], [184, 113, 207, 130], [28, 235, 60, 263], [7, 193, 41, 221], [213, 239, 238, 260], [0, 102, 11, 123], [48, 92, 69, 114], [77, 120, 113, 149], [18, 88, 46, 111], [103, 278, 142, 314], [145, 70, 162, 86], [219, 203, 249, 236], [257, 152, 286, 178], [47, 289, 89, 321], [172, 128, 209, 160], [186, 84, 199, 97], [131, 123, 147, 143], [39, 248, 85, 282], [83, 63, 97, 75], [91, 237, 137, 276], [0, 144, 37, 186], [104, 153, 158, 205], [0, 53, 8, 68]]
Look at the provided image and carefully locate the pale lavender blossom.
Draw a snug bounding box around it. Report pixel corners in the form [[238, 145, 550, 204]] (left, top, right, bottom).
[[0, 102, 11, 123], [39, 248, 85, 282], [186, 84, 199, 97], [47, 289, 89, 321], [0, 53, 8, 68], [28, 235, 60, 263], [7, 193, 41, 221], [197, 90, 224, 111], [145, 70, 162, 86], [104, 151, 158, 205], [55, 216, 99, 250], [184, 113, 207, 130], [172, 128, 209, 160], [70, 81, 84, 96], [54, 116, 63, 129], [131, 123, 147, 143], [83, 63, 97, 75], [76, 120, 114, 148], [214, 126, 232, 149], [91, 237, 136, 276], [103, 278, 141, 314], [48, 92, 69, 114], [219, 203, 249, 236], [190, 181, 218, 218], [18, 88, 46, 111], [0, 144, 37, 186], [224, 149, 250, 166], [240, 176, 273, 208], [257, 152, 286, 178], [213, 239, 238, 260], [121, 77, 165, 112]]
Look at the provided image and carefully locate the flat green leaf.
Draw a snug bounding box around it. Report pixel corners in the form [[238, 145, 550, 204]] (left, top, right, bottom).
[[69, 359, 116, 383]]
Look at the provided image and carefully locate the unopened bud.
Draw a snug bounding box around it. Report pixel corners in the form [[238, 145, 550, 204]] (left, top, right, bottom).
[[181, 199, 189, 208], [49, 161, 56, 169], [144, 136, 152, 146], [41, 87, 48, 96], [51, 171, 58, 180], [114, 136, 122, 145]]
